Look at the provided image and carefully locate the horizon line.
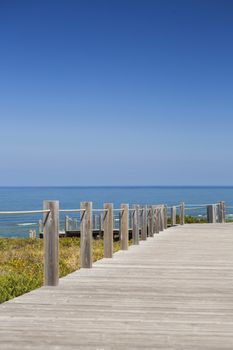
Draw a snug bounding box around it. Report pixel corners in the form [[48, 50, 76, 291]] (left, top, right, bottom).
[[1, 185, 233, 188]]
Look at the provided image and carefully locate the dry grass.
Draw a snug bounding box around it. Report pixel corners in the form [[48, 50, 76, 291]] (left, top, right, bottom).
[[0, 238, 122, 304]]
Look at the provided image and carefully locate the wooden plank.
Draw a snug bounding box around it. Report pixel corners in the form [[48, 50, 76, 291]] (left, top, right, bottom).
[[80, 201, 92, 268], [43, 200, 59, 286], [1, 224, 233, 349]]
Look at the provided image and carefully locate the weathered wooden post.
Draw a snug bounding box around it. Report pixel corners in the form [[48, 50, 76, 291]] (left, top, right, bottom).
[[207, 205, 216, 223], [43, 200, 59, 286], [39, 219, 43, 234], [159, 206, 164, 231], [132, 205, 139, 245], [155, 207, 160, 233], [164, 205, 168, 229], [152, 206, 156, 234], [120, 204, 129, 250], [99, 213, 104, 238], [149, 206, 154, 237], [171, 206, 176, 226], [180, 202, 185, 225], [80, 202, 92, 268], [74, 218, 78, 231], [29, 229, 36, 238], [65, 216, 69, 232], [141, 206, 147, 240], [216, 203, 221, 223], [94, 214, 98, 230], [219, 201, 225, 223], [103, 203, 113, 258], [69, 217, 72, 231]]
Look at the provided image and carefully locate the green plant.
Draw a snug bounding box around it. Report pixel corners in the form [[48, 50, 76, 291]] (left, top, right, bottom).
[[0, 238, 123, 304]]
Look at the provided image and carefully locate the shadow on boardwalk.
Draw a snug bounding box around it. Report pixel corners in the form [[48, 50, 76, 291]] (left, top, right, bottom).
[[1, 223, 233, 349]]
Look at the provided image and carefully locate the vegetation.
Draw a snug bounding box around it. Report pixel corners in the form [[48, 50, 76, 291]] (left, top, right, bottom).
[[0, 238, 121, 304], [167, 215, 207, 225], [0, 212, 219, 304], [184, 215, 208, 224]]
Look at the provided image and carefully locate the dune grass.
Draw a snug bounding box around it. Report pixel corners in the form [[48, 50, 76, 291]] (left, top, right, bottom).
[[0, 238, 121, 304]]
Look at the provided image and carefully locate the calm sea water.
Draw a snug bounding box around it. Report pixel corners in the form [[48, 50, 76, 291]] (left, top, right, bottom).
[[0, 186, 233, 237]]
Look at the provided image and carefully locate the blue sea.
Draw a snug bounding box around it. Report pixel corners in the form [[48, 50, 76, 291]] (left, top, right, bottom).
[[0, 186, 233, 237]]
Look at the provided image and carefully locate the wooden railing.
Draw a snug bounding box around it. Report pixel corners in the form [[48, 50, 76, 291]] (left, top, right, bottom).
[[0, 200, 227, 288]]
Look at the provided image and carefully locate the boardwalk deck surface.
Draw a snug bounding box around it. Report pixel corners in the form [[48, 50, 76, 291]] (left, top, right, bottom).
[[1, 223, 233, 349]]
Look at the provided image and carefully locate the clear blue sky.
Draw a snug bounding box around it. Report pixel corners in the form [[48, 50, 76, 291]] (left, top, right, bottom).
[[0, 0, 232, 186]]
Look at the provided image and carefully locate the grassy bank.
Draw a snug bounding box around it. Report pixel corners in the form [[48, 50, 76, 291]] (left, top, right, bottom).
[[0, 238, 121, 304], [167, 215, 208, 224]]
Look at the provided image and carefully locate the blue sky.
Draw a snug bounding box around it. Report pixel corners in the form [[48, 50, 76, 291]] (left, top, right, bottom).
[[0, 0, 233, 185]]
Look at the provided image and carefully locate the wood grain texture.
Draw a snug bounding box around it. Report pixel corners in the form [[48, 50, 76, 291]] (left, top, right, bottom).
[[104, 203, 113, 258], [80, 202, 92, 268], [148, 206, 153, 237], [132, 205, 139, 245], [1, 223, 233, 349], [120, 203, 129, 250], [207, 205, 216, 223], [155, 207, 160, 234], [43, 200, 59, 286], [141, 205, 147, 240], [159, 206, 164, 232], [171, 206, 177, 226], [180, 202, 185, 225], [164, 206, 168, 229], [219, 201, 225, 223]]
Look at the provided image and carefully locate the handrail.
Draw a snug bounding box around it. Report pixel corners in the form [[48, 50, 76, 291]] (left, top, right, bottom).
[[0, 199, 227, 289], [59, 209, 86, 213], [0, 210, 50, 215]]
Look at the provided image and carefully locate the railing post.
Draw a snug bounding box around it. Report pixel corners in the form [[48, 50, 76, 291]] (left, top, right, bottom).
[[43, 200, 59, 286], [152, 205, 156, 235], [132, 205, 139, 245], [93, 214, 98, 230], [69, 217, 72, 231], [104, 203, 113, 258], [141, 205, 147, 240], [65, 216, 69, 232], [29, 229, 36, 239], [120, 204, 129, 250], [180, 202, 185, 225], [155, 207, 160, 233], [171, 206, 176, 226], [80, 202, 92, 268], [207, 205, 216, 223], [148, 206, 153, 237], [219, 201, 225, 223], [164, 205, 167, 229], [159, 206, 164, 231], [99, 213, 104, 238], [74, 218, 78, 231], [39, 219, 43, 234]]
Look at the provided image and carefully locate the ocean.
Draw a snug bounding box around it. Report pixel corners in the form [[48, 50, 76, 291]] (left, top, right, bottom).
[[0, 186, 233, 237]]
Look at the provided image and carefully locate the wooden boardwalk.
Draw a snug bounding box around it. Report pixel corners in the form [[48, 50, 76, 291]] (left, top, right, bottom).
[[1, 223, 233, 349]]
